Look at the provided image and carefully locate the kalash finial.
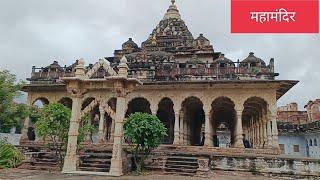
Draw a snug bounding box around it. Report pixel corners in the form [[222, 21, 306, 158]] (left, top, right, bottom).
[[171, 0, 175, 5]]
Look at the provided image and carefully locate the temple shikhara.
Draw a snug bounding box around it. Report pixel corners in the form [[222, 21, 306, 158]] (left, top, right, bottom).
[[19, 0, 320, 177]]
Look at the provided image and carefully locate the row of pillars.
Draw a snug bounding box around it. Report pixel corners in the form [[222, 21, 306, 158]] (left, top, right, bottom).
[[169, 108, 279, 149]]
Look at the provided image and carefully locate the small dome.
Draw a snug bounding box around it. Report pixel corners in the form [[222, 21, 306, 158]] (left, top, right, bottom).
[[213, 54, 234, 66], [122, 38, 139, 51], [44, 61, 64, 71], [163, 0, 181, 20], [193, 33, 210, 48], [241, 52, 266, 67]]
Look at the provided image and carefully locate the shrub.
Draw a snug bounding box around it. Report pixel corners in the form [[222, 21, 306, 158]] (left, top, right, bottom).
[[124, 112, 167, 174], [0, 140, 24, 169]]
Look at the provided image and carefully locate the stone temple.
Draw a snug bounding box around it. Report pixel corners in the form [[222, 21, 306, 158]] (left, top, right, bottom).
[[19, 0, 320, 177]]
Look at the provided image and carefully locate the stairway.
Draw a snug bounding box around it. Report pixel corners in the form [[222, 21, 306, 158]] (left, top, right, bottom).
[[78, 149, 112, 172], [19, 152, 60, 171], [164, 154, 199, 176]]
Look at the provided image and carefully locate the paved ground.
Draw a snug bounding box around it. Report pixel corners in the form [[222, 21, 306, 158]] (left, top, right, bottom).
[[0, 169, 288, 180]]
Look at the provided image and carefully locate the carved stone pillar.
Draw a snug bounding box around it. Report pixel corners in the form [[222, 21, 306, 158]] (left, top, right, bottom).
[[109, 94, 126, 176], [173, 112, 180, 145], [271, 114, 279, 149], [204, 110, 213, 147], [20, 95, 32, 142], [183, 116, 188, 145], [98, 105, 106, 143], [62, 59, 86, 173], [150, 103, 157, 115], [253, 122, 257, 148], [234, 110, 244, 148], [263, 119, 268, 149], [267, 118, 273, 147], [84, 113, 93, 143], [259, 121, 263, 148], [110, 118, 115, 143], [179, 111, 184, 145], [62, 95, 83, 173]]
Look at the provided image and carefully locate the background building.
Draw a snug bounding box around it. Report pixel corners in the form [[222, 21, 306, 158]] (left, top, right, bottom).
[[278, 100, 320, 158]]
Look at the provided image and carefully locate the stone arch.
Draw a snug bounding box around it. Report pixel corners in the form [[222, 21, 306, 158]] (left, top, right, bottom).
[[107, 97, 117, 111], [32, 97, 49, 107], [58, 97, 72, 109], [157, 97, 175, 144], [181, 96, 205, 146], [27, 97, 50, 141], [126, 97, 151, 117], [211, 96, 236, 148], [81, 97, 100, 143], [242, 96, 269, 148]]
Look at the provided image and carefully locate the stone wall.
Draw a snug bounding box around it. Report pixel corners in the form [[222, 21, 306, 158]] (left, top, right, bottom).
[[278, 134, 307, 157], [211, 155, 320, 177], [145, 149, 320, 177], [0, 133, 21, 145]]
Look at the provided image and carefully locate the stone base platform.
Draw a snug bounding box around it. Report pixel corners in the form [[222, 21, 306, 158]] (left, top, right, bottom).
[[18, 142, 320, 177]]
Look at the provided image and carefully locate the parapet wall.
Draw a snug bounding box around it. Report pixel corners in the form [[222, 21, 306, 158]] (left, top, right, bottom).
[[146, 150, 320, 177], [211, 155, 320, 177], [0, 133, 21, 146]]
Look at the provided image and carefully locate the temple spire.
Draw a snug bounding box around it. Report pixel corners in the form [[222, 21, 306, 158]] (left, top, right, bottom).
[[163, 0, 181, 20]]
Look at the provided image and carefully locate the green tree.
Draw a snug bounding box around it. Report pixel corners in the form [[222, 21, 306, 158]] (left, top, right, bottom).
[[34, 103, 94, 169], [124, 112, 167, 174], [0, 70, 27, 133]]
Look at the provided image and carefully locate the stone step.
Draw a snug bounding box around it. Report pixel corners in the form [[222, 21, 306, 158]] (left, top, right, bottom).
[[80, 158, 111, 163], [165, 167, 198, 173], [78, 166, 109, 172], [24, 161, 59, 166], [167, 157, 198, 161], [83, 153, 112, 158], [85, 150, 112, 154], [167, 160, 198, 164], [34, 158, 58, 162], [79, 162, 110, 168], [18, 164, 60, 171], [164, 171, 196, 176], [165, 163, 198, 169]]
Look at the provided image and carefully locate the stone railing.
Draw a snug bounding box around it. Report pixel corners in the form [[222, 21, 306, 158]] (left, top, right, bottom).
[[128, 66, 276, 82], [278, 120, 320, 133], [0, 133, 22, 146], [29, 69, 75, 84]]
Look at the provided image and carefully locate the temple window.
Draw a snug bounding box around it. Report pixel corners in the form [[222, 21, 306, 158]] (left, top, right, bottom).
[[293, 145, 300, 152], [179, 64, 186, 68], [250, 63, 257, 67], [310, 139, 313, 146], [314, 139, 318, 146], [220, 63, 227, 68]]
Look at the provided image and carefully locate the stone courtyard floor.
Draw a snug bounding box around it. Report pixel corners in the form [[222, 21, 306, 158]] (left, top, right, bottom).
[[0, 169, 296, 180]]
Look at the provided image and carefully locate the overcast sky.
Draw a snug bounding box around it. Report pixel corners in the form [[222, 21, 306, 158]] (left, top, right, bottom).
[[0, 0, 319, 110]]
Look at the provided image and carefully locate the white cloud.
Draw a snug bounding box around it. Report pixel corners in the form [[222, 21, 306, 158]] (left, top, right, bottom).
[[0, 0, 319, 110]]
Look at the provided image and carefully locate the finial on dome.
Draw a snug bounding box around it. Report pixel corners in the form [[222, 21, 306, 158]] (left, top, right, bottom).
[[171, 0, 175, 5]]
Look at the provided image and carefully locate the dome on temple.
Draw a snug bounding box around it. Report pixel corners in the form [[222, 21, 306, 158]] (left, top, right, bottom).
[[44, 61, 64, 72], [163, 0, 181, 20], [241, 52, 266, 67], [193, 34, 210, 48], [212, 54, 235, 67], [122, 38, 139, 53], [141, 0, 194, 52]]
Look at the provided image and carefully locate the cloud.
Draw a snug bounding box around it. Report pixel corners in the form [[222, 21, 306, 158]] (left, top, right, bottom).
[[0, 0, 319, 110]]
